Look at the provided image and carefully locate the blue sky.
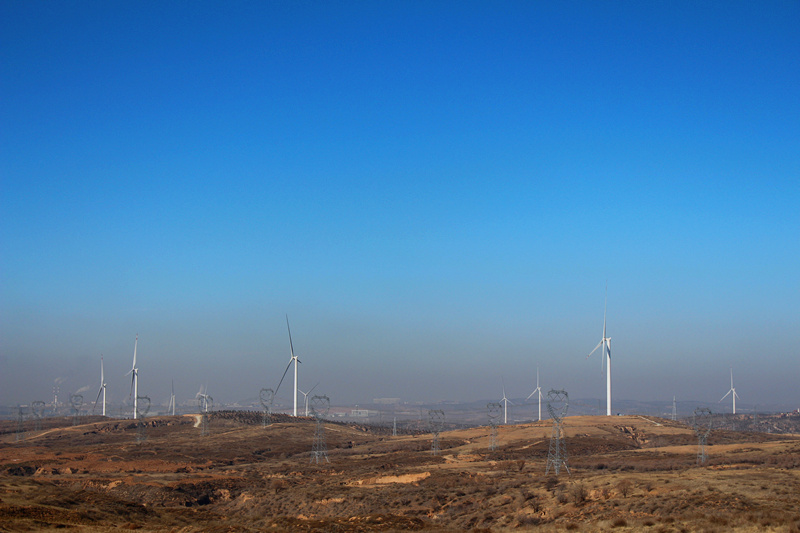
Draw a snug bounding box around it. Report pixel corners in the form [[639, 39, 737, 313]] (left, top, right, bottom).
[[1, 1, 798, 412]]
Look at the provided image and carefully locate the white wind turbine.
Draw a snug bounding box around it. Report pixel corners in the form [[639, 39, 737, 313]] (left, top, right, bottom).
[[168, 380, 176, 416], [195, 384, 210, 411], [125, 335, 139, 419], [299, 381, 320, 416], [719, 368, 740, 414], [92, 355, 106, 416], [500, 380, 513, 425], [587, 290, 612, 416], [276, 315, 301, 416], [525, 367, 543, 422]]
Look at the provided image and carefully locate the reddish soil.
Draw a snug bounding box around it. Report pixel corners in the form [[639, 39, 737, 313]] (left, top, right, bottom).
[[2, 412, 799, 531]]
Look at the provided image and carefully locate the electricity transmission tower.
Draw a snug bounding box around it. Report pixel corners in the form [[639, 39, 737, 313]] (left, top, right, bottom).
[[32, 401, 45, 431], [545, 389, 570, 475], [136, 396, 151, 443], [70, 394, 84, 426], [693, 407, 713, 465], [198, 394, 213, 436], [16, 405, 27, 441], [310, 395, 330, 464], [259, 388, 274, 427], [429, 410, 445, 455], [487, 402, 502, 451]]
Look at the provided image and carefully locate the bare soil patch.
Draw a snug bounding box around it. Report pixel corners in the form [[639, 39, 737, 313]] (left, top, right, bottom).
[[2, 413, 799, 531]]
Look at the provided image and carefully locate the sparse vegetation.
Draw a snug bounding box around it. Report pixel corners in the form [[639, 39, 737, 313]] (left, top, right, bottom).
[[570, 483, 588, 505], [1, 413, 799, 532], [617, 478, 634, 497]]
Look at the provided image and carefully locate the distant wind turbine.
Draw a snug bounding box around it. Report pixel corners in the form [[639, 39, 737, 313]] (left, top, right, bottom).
[[719, 368, 740, 414], [195, 384, 211, 412], [299, 382, 320, 416], [587, 288, 612, 416], [525, 367, 543, 422], [92, 355, 106, 416], [125, 335, 139, 419], [275, 315, 301, 416], [168, 380, 176, 416], [500, 380, 513, 425]]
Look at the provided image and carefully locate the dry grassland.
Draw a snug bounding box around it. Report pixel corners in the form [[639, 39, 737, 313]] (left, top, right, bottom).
[[2, 412, 799, 532]]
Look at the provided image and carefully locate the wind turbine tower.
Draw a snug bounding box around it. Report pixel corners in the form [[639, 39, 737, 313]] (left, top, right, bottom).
[[126, 335, 139, 419], [288, 316, 300, 416], [719, 368, 740, 414], [500, 381, 513, 425], [276, 316, 301, 417], [587, 289, 612, 416], [526, 367, 543, 421], [93, 355, 107, 416]]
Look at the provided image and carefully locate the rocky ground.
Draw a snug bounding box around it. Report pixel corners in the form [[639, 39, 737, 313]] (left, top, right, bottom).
[[1, 412, 799, 532]]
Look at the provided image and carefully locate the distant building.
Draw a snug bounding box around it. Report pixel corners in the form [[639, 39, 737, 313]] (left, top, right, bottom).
[[350, 409, 370, 418], [373, 398, 400, 405]]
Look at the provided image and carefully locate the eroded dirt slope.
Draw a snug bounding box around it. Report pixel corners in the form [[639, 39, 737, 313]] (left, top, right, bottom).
[[2, 414, 799, 532]]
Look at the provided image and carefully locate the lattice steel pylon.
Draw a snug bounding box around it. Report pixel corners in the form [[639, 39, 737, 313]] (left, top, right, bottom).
[[310, 395, 330, 464], [70, 394, 84, 426], [16, 405, 27, 441], [429, 409, 445, 455], [545, 389, 570, 475], [198, 394, 213, 436], [136, 396, 151, 443], [487, 402, 502, 451], [259, 388, 274, 427], [693, 407, 713, 465], [31, 401, 45, 431]]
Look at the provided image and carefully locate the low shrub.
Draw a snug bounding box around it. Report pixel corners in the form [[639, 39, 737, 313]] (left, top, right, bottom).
[[570, 483, 588, 505], [617, 479, 634, 497]]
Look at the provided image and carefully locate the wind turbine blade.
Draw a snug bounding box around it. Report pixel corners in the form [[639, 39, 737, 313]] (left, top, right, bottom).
[[92, 388, 103, 412], [100, 355, 104, 385], [526, 368, 540, 400], [603, 282, 608, 338], [606, 339, 611, 359], [720, 390, 732, 402], [133, 334, 138, 369], [309, 381, 320, 394], [601, 344, 605, 373], [275, 358, 293, 396], [286, 314, 295, 359], [587, 341, 603, 359]]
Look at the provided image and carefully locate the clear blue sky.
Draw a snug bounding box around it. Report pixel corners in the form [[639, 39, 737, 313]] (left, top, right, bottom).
[[2, 1, 798, 412]]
